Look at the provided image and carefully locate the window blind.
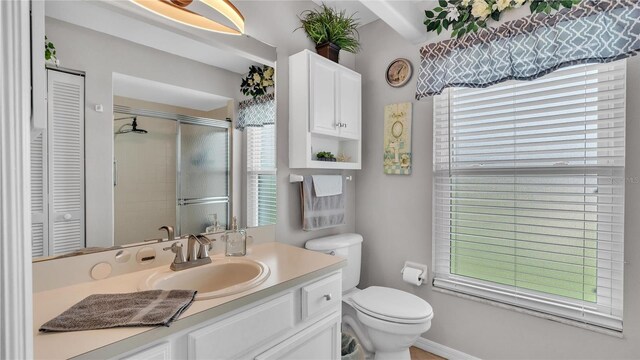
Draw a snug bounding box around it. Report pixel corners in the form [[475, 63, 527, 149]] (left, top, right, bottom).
[[247, 124, 276, 227], [432, 61, 626, 331]]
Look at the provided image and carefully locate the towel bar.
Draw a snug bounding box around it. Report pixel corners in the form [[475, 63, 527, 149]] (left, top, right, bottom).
[[289, 174, 353, 183]]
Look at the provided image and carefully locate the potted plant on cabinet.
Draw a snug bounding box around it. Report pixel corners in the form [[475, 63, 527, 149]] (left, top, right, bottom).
[[316, 151, 337, 162], [298, 4, 360, 63]]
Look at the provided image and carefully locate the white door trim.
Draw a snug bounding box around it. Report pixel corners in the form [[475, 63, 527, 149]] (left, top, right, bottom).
[[0, 0, 34, 358]]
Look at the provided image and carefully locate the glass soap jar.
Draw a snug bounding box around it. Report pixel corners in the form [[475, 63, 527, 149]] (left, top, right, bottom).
[[222, 216, 246, 256]]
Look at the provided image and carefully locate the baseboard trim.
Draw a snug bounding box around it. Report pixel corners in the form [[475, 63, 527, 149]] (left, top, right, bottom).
[[413, 337, 480, 360]]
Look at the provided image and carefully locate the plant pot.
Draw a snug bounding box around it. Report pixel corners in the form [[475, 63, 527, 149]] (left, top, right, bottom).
[[316, 42, 341, 63], [317, 157, 337, 162]]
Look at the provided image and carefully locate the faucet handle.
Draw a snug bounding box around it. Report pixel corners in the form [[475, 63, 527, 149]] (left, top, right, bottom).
[[196, 234, 214, 245], [196, 235, 215, 259], [163, 242, 186, 264]]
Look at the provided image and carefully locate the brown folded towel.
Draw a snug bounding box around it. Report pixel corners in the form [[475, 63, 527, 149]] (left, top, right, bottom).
[[39, 290, 197, 332]]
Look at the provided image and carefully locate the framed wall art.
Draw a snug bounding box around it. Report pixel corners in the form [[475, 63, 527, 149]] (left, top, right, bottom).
[[384, 102, 412, 175]]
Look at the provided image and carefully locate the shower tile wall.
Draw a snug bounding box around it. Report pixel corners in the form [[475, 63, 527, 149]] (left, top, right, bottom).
[[114, 116, 177, 245]]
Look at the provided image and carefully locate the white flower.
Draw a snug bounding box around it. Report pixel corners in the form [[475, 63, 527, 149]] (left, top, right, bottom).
[[492, 0, 511, 11], [513, 0, 526, 8], [461, 0, 471, 7], [446, 6, 460, 21], [471, 0, 491, 19], [253, 73, 261, 82]]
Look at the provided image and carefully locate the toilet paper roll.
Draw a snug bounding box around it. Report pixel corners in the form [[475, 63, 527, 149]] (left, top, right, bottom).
[[402, 267, 423, 286]]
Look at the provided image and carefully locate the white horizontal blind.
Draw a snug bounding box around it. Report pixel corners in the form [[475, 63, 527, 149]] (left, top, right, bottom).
[[433, 61, 626, 330], [247, 124, 276, 227]]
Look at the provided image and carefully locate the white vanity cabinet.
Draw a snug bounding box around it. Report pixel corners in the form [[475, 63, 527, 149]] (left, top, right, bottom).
[[290, 50, 361, 169], [120, 342, 171, 360], [117, 271, 342, 360]]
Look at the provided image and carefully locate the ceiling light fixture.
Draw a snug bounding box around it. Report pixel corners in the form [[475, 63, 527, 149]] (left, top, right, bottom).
[[132, 0, 245, 35]]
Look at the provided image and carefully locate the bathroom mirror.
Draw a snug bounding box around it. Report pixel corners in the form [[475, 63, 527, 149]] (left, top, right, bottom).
[[31, 0, 277, 260]]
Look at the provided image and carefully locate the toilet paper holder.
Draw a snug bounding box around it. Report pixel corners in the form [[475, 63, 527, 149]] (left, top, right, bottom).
[[401, 261, 428, 283]]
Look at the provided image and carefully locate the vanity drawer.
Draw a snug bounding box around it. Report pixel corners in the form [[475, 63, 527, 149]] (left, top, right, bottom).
[[301, 273, 341, 320], [187, 293, 294, 360]]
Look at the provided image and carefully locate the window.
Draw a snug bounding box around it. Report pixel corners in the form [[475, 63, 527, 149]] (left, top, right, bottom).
[[432, 61, 626, 330], [246, 124, 276, 227]]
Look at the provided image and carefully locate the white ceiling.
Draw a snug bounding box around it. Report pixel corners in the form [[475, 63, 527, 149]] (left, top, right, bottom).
[[311, 0, 380, 27], [44, 1, 275, 74], [113, 73, 231, 111], [311, 0, 434, 44]]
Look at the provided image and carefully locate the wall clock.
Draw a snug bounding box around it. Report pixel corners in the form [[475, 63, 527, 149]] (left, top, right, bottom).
[[385, 58, 412, 88]]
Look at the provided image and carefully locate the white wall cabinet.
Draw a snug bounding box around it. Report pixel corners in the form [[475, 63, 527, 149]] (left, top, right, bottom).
[[115, 271, 342, 360], [290, 50, 361, 169]]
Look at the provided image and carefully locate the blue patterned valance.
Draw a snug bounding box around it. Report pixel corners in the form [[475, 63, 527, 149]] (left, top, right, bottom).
[[236, 92, 275, 130], [416, 0, 640, 99]]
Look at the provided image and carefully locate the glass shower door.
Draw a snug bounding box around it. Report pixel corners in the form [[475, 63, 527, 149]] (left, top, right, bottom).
[[177, 119, 230, 235]]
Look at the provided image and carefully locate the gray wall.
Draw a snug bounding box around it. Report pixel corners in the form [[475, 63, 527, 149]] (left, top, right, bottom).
[[236, 1, 357, 247], [355, 19, 640, 359]]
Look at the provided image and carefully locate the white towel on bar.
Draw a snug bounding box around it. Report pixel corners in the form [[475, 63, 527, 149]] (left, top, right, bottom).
[[312, 175, 343, 197], [301, 176, 345, 231]]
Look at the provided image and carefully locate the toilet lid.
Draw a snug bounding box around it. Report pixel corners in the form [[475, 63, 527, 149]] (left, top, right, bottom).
[[351, 286, 433, 324]]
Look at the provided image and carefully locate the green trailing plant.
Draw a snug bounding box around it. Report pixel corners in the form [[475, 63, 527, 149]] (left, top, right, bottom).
[[424, 0, 581, 39], [240, 65, 274, 98], [297, 4, 361, 53], [45, 36, 58, 64]]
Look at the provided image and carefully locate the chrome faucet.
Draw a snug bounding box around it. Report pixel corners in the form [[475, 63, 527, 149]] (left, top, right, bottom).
[[164, 234, 214, 271], [159, 225, 175, 241]]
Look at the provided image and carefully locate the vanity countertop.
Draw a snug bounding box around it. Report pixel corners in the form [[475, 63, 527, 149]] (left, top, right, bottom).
[[33, 242, 345, 360]]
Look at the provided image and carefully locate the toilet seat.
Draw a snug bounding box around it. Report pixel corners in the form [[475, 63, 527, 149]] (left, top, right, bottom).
[[350, 286, 433, 325]]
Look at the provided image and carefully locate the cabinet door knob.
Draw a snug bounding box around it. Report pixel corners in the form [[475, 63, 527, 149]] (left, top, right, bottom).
[[63, 213, 72, 220], [324, 294, 332, 301]]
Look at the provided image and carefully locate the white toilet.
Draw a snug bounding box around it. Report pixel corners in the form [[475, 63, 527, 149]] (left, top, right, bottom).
[[305, 233, 433, 360]]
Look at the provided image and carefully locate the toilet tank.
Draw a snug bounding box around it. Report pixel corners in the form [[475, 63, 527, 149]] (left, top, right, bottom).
[[305, 233, 363, 292]]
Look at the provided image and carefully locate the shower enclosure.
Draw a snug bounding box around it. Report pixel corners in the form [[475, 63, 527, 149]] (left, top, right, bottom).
[[113, 105, 230, 244]]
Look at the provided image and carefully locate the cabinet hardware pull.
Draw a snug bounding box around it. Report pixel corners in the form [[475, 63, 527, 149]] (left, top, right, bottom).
[[324, 294, 332, 301]]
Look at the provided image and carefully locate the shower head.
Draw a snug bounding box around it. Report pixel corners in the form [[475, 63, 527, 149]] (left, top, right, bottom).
[[114, 116, 148, 135], [130, 118, 148, 134]]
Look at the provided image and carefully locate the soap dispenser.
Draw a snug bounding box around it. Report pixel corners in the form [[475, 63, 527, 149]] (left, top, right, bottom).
[[205, 213, 220, 233], [222, 216, 246, 256]]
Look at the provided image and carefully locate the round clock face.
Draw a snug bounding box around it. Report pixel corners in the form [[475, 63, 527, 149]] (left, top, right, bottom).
[[386, 58, 412, 88]]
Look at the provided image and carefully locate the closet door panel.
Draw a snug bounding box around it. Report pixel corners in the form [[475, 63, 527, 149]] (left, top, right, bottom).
[[47, 70, 85, 255], [31, 130, 47, 257]]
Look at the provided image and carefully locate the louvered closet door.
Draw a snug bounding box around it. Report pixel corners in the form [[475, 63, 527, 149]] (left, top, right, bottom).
[[47, 70, 85, 255], [31, 130, 47, 257]]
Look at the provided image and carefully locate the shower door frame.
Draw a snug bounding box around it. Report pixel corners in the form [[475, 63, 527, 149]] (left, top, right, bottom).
[[113, 104, 233, 236]]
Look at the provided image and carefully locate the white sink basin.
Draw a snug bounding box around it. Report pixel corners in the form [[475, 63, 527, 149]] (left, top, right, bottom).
[[139, 258, 270, 300]]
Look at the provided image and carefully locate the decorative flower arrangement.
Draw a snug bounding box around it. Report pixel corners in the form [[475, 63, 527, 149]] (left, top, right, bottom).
[[424, 0, 581, 38], [336, 152, 352, 163], [240, 65, 275, 98]]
